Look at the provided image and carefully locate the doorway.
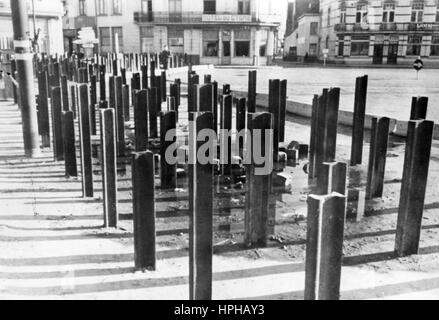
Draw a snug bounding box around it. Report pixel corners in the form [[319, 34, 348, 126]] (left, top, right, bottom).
[[388, 43, 398, 64], [222, 41, 231, 65], [373, 43, 383, 64]]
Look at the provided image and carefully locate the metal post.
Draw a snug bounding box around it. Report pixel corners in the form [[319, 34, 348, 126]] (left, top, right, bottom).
[[395, 120, 434, 257], [134, 90, 149, 152], [189, 112, 214, 300], [305, 193, 347, 300], [62, 111, 78, 177], [101, 109, 118, 228], [366, 117, 390, 200], [160, 111, 177, 190], [132, 151, 156, 270], [350, 75, 368, 166]]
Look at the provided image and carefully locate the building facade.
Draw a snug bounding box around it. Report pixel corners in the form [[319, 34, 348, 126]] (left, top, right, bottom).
[[319, 0, 439, 65], [0, 0, 64, 55], [284, 13, 321, 61], [63, 0, 288, 65]]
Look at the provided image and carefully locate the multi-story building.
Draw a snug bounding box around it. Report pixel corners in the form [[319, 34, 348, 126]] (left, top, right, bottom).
[[320, 0, 439, 65], [0, 0, 64, 55], [284, 0, 320, 60], [284, 13, 321, 61], [63, 0, 288, 66]]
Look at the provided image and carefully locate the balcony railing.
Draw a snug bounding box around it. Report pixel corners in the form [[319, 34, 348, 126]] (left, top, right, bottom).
[[334, 22, 439, 33], [133, 11, 282, 25], [134, 11, 154, 23]]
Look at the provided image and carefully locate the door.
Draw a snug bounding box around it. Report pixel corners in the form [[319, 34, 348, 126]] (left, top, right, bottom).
[[388, 43, 398, 64], [373, 43, 383, 64], [222, 41, 231, 65]]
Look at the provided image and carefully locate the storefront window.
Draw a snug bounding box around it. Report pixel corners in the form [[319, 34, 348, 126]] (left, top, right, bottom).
[[234, 30, 251, 57], [100, 27, 111, 53], [112, 27, 123, 52], [140, 27, 154, 53], [351, 36, 369, 56], [431, 36, 439, 56], [168, 28, 184, 53], [407, 35, 422, 56], [203, 30, 218, 57]]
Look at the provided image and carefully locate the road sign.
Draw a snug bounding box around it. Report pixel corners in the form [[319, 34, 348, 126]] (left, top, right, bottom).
[[413, 59, 423, 71]]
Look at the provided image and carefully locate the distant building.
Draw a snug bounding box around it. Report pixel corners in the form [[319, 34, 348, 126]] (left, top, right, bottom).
[[283, 0, 320, 61], [0, 0, 64, 55], [62, 0, 288, 66], [320, 0, 439, 65], [284, 13, 320, 61]]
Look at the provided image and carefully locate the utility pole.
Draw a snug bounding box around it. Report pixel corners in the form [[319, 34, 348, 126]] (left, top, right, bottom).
[[10, 0, 41, 158]]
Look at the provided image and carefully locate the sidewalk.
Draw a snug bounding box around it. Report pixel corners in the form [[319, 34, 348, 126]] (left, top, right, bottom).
[[1, 101, 439, 300]]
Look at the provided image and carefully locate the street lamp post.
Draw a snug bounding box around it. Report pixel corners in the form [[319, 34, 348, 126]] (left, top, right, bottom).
[[10, 0, 41, 158]]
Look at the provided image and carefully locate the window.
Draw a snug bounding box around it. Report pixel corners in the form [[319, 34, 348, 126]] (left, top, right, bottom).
[[259, 30, 268, 57], [113, 0, 122, 15], [431, 36, 439, 56], [407, 35, 422, 56], [340, 9, 346, 24], [382, 3, 395, 23], [79, 0, 86, 16], [141, 0, 152, 14], [234, 30, 251, 57], [238, 0, 250, 15], [169, 0, 182, 22], [411, 2, 424, 22], [97, 0, 107, 15], [99, 27, 111, 53], [351, 36, 369, 56], [327, 7, 331, 27], [338, 35, 344, 56], [204, 0, 216, 14], [140, 27, 154, 53], [203, 30, 218, 57], [310, 22, 318, 35], [168, 28, 184, 53], [309, 44, 317, 56], [112, 27, 123, 53], [436, 4, 439, 22], [356, 4, 368, 23]]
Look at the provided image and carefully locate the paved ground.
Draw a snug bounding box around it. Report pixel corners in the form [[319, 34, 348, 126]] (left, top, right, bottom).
[[184, 66, 439, 121], [2, 96, 439, 300]]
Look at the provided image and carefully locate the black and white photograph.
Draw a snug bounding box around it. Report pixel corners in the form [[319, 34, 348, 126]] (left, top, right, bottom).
[[0, 0, 439, 303]]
